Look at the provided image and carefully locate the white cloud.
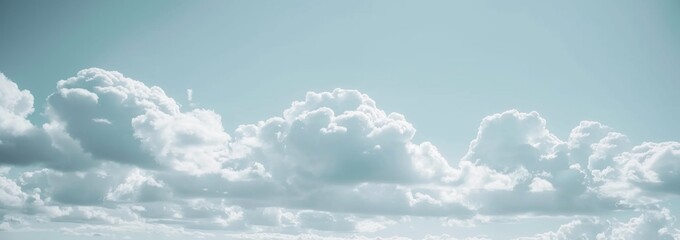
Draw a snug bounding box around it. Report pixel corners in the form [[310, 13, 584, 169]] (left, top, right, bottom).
[[596, 142, 680, 206], [0, 73, 68, 168], [463, 110, 564, 173], [1, 68, 680, 238], [92, 118, 112, 125], [619, 142, 680, 194], [0, 176, 27, 208], [57, 221, 218, 238], [231, 88, 455, 185], [52, 206, 124, 224], [459, 110, 621, 215], [353, 216, 397, 233], [223, 232, 412, 240], [519, 209, 680, 240], [219, 88, 472, 216], [517, 218, 608, 240], [0, 73, 34, 135], [296, 210, 355, 232], [44, 68, 179, 168], [528, 177, 555, 193], [133, 108, 232, 175], [106, 169, 171, 202]]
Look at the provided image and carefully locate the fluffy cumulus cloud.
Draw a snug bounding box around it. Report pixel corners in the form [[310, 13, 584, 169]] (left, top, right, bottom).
[[519, 209, 680, 240], [45, 69, 234, 171], [0, 68, 679, 239], [232, 88, 454, 184], [616, 142, 680, 194], [0, 74, 50, 166], [458, 110, 627, 215], [0, 73, 34, 135]]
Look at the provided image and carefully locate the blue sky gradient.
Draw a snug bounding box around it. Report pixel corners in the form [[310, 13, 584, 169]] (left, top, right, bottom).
[[1, 1, 679, 239]]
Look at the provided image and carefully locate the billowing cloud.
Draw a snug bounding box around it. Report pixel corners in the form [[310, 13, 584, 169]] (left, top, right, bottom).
[[519, 209, 680, 240], [46, 69, 181, 168], [222, 88, 470, 216], [0, 176, 26, 208], [231, 88, 454, 184], [458, 110, 621, 215], [596, 141, 680, 207], [618, 142, 680, 194], [0, 73, 42, 166], [0, 73, 34, 135], [0, 73, 94, 170], [0, 69, 679, 239], [106, 168, 172, 202]]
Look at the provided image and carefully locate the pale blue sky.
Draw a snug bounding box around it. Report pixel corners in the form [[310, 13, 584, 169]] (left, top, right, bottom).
[[2, 0, 679, 159], [1, 1, 680, 239]]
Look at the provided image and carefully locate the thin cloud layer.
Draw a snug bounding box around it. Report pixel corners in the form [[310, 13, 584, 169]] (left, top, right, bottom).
[[0, 68, 679, 239]]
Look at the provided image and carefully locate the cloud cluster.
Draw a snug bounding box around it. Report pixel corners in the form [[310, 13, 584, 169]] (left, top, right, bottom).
[[1, 68, 679, 239], [232, 88, 454, 184], [458, 110, 625, 215], [519, 209, 680, 240]]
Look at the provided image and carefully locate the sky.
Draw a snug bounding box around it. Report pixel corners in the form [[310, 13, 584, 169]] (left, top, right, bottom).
[[0, 0, 679, 239]]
